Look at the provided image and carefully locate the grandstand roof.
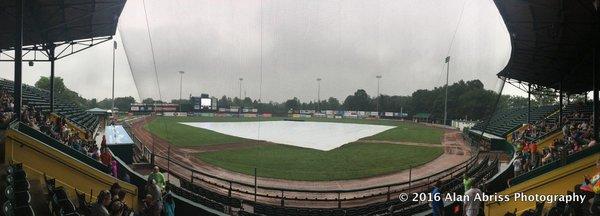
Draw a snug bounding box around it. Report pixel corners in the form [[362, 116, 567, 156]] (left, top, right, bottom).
[[0, 0, 126, 50], [494, 0, 599, 93]]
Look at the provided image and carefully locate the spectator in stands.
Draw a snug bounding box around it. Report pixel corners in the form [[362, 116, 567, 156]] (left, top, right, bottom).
[[101, 135, 107, 148], [563, 124, 570, 136], [142, 194, 161, 216], [111, 160, 119, 178], [463, 183, 482, 216], [462, 174, 472, 193], [588, 137, 597, 148], [123, 173, 131, 183], [513, 155, 522, 177], [100, 146, 112, 166], [148, 166, 166, 191], [431, 181, 444, 216], [147, 179, 162, 204], [163, 192, 175, 216], [529, 141, 538, 162], [541, 149, 555, 165], [90, 190, 111, 216], [116, 190, 130, 215], [91, 145, 100, 160], [110, 183, 121, 199], [109, 200, 125, 216]]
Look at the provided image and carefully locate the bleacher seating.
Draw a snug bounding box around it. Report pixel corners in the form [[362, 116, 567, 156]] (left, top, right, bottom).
[[177, 180, 242, 208], [2, 163, 35, 216], [169, 183, 226, 212], [472, 105, 558, 137], [44, 175, 78, 216], [0, 79, 99, 133]]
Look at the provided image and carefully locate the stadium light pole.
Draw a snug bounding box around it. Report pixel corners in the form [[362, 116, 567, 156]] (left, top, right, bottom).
[[376, 75, 382, 118], [239, 77, 244, 101], [444, 56, 450, 125], [179, 71, 185, 112], [112, 41, 117, 112], [316, 78, 322, 112], [238, 78, 244, 118]]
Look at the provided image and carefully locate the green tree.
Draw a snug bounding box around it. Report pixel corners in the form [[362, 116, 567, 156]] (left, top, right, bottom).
[[142, 98, 155, 104], [532, 86, 557, 106], [285, 97, 300, 111], [35, 76, 89, 109], [343, 89, 372, 111]]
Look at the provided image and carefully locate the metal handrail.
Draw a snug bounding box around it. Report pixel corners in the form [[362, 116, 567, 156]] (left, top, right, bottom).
[[145, 147, 480, 209]]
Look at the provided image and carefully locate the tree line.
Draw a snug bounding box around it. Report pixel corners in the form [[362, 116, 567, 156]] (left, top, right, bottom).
[[35, 76, 579, 121]]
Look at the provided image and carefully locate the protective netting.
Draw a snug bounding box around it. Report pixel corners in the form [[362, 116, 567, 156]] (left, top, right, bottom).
[[118, 0, 510, 105]]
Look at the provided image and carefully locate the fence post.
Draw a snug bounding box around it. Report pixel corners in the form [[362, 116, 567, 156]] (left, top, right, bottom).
[[151, 152, 155, 166], [190, 170, 194, 184], [408, 166, 412, 194], [229, 182, 232, 197], [281, 190, 285, 207], [337, 192, 341, 208], [254, 168, 257, 203], [387, 186, 391, 201]]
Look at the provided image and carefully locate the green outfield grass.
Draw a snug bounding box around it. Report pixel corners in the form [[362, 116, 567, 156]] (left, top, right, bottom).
[[196, 142, 443, 181], [144, 116, 444, 147]]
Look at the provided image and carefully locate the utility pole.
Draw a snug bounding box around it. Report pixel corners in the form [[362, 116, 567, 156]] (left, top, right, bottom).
[[316, 78, 322, 112], [444, 56, 450, 125], [179, 71, 185, 112], [376, 75, 382, 118]]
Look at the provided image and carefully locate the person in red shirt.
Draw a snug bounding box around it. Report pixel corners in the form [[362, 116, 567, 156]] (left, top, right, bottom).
[[100, 146, 113, 166], [530, 142, 538, 166], [101, 135, 107, 148]]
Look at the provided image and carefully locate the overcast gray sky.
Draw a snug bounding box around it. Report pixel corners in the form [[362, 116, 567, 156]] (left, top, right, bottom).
[[1, 0, 523, 103]]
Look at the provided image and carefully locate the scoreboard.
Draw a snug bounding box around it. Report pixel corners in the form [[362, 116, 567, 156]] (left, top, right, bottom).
[[191, 96, 216, 111]]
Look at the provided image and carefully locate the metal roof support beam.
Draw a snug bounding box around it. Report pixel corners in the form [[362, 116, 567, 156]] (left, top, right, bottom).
[[13, 0, 23, 121], [559, 81, 563, 127], [528, 83, 532, 124], [49, 44, 56, 113], [594, 2, 600, 142], [594, 47, 599, 141]]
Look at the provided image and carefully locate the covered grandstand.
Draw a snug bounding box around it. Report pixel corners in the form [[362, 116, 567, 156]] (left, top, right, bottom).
[[474, 0, 600, 215]]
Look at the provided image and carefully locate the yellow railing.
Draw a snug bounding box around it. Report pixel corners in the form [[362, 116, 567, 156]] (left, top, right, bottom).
[[49, 113, 90, 140], [4, 128, 138, 210], [506, 124, 529, 143], [536, 130, 563, 149]]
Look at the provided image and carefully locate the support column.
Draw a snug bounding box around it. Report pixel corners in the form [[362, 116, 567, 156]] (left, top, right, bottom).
[[527, 83, 531, 124], [594, 47, 599, 140], [559, 82, 563, 127], [49, 45, 56, 113], [13, 0, 23, 120]]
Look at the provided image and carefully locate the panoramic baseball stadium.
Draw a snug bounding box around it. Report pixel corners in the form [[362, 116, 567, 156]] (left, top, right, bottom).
[[1, 0, 599, 216]]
